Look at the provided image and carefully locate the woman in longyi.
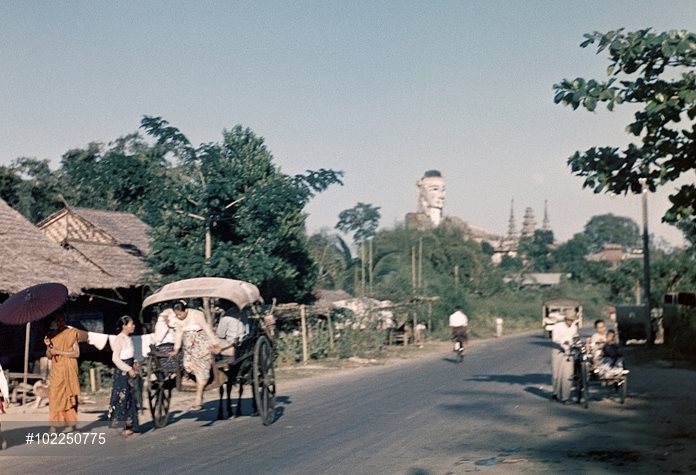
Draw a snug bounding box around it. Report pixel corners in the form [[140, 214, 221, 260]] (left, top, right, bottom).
[[44, 311, 80, 432]]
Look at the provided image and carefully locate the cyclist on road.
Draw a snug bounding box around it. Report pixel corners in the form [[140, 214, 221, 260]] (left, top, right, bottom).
[[448, 308, 469, 354]]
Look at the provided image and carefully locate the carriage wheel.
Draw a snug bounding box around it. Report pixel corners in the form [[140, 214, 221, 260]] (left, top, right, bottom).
[[146, 359, 172, 428], [253, 335, 276, 426]]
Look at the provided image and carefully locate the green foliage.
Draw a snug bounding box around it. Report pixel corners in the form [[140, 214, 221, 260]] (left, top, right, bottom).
[[335, 202, 381, 245], [554, 28, 696, 243], [519, 229, 555, 271], [583, 214, 640, 253], [59, 135, 172, 225], [0, 158, 65, 223], [78, 361, 112, 390], [307, 230, 348, 290], [555, 233, 591, 270], [140, 117, 343, 302]]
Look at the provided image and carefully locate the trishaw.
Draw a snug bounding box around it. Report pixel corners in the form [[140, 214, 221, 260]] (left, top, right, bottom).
[[569, 337, 628, 408], [138, 277, 276, 427]]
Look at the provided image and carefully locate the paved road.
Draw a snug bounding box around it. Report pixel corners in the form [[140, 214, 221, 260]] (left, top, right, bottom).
[[0, 331, 672, 473]]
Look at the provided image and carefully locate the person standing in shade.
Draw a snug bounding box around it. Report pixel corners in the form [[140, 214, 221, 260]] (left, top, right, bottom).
[[44, 311, 80, 432], [551, 309, 579, 405], [108, 315, 140, 437]]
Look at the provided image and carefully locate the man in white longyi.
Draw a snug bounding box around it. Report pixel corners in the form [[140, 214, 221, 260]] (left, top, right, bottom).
[[551, 309, 579, 404]]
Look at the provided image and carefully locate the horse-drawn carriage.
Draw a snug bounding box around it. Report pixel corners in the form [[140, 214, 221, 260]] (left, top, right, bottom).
[[138, 277, 276, 427], [568, 337, 628, 408]]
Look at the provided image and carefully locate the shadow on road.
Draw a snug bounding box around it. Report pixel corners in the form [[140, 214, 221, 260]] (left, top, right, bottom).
[[529, 339, 555, 349], [467, 373, 549, 386]]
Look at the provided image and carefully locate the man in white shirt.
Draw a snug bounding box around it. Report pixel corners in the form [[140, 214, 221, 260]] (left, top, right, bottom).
[[216, 306, 250, 358], [551, 309, 579, 404], [448, 309, 469, 352]]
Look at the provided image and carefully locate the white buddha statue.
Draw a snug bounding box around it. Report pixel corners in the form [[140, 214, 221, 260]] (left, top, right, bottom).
[[417, 170, 446, 226]]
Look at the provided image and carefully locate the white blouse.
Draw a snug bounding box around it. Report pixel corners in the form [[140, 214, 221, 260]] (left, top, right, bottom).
[[111, 333, 135, 373]]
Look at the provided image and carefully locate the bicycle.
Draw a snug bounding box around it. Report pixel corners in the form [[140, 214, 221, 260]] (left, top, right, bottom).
[[452, 329, 467, 363]]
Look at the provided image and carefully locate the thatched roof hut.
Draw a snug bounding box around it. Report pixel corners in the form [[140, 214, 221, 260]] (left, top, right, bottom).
[[0, 199, 123, 295], [38, 207, 153, 286]]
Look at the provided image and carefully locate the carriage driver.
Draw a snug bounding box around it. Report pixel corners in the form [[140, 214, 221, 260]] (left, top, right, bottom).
[[216, 305, 250, 359]]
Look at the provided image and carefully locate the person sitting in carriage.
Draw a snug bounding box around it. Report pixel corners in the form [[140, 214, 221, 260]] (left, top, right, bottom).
[[596, 330, 628, 379], [216, 304, 250, 359], [153, 308, 181, 372], [589, 319, 608, 368]]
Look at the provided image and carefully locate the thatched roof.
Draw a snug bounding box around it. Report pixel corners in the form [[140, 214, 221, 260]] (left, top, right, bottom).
[[0, 199, 123, 294], [64, 241, 151, 285], [39, 207, 152, 256], [72, 207, 152, 256], [37, 207, 154, 286]]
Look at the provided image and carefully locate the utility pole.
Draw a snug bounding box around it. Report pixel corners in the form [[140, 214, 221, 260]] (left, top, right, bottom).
[[368, 238, 373, 296], [639, 178, 652, 342]]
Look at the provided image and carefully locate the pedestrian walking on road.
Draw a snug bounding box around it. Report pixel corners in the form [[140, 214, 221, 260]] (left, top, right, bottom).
[[108, 315, 140, 437]]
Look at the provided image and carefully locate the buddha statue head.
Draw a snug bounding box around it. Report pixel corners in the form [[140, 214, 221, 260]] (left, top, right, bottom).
[[417, 170, 446, 226]]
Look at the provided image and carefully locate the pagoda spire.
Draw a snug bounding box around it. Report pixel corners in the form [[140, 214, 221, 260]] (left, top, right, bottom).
[[506, 199, 517, 239], [542, 199, 550, 230], [521, 206, 536, 237]]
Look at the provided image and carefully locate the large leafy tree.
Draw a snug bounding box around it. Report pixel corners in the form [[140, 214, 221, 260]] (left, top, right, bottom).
[[307, 230, 348, 290], [554, 29, 696, 242], [583, 213, 640, 253], [60, 134, 172, 225], [518, 229, 556, 272], [335, 202, 381, 245], [0, 158, 65, 223], [335, 202, 382, 296], [140, 116, 343, 302]]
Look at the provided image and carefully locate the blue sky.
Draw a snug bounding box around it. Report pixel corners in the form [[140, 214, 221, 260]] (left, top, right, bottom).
[[1, 1, 695, 246]]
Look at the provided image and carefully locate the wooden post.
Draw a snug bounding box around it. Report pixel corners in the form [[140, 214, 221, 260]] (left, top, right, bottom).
[[327, 311, 334, 350], [95, 367, 101, 391], [360, 239, 366, 297], [411, 246, 416, 291], [89, 368, 97, 393], [22, 322, 30, 406], [368, 238, 374, 296], [300, 305, 309, 365], [418, 237, 423, 290]]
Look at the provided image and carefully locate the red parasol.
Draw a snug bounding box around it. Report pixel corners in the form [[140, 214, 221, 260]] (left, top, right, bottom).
[[0, 283, 69, 406], [0, 283, 68, 325]]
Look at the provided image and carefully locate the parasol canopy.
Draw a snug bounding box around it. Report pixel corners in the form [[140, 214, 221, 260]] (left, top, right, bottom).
[[0, 282, 68, 325]]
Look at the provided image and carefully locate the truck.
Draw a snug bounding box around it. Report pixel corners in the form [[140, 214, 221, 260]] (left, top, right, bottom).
[[542, 298, 583, 338]]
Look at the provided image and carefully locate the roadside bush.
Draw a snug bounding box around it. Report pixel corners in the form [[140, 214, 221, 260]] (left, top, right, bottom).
[[79, 361, 111, 390]]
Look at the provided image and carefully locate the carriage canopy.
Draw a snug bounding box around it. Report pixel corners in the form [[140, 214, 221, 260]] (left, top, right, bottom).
[[141, 277, 263, 312]]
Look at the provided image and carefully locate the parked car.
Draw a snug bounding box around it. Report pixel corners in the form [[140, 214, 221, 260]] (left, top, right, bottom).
[[542, 298, 583, 338]]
